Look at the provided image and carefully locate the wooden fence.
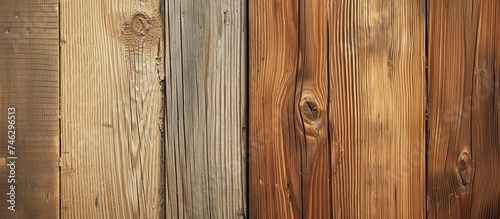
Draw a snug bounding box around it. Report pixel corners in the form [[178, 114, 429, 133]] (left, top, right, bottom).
[[0, 0, 498, 218]]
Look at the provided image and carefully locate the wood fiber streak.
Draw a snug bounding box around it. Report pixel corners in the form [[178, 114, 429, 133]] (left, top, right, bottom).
[[328, 0, 426, 218], [427, 0, 500, 218], [164, 0, 247, 218], [60, 0, 164, 218], [0, 1, 59, 218]]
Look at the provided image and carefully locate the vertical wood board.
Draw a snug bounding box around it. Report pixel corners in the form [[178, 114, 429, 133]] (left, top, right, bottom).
[[164, 0, 248, 218], [427, 0, 500, 218], [60, 0, 164, 218], [328, 0, 426, 218]]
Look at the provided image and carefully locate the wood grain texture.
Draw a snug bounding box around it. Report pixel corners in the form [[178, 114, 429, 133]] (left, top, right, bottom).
[[249, 0, 302, 216], [328, 0, 426, 218], [0, 1, 59, 218], [250, 0, 426, 218], [427, 0, 500, 218], [164, 0, 247, 218], [249, 0, 331, 217], [298, 0, 331, 217], [60, 0, 164, 218]]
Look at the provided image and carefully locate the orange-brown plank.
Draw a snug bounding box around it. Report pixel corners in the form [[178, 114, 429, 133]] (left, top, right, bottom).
[[0, 1, 59, 218], [298, 0, 331, 217], [249, 0, 331, 217], [249, 0, 301, 217], [427, 0, 500, 218], [328, 0, 427, 218], [250, 0, 426, 217]]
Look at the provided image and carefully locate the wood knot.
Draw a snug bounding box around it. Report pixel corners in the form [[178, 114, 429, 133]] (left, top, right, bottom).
[[457, 151, 472, 188], [130, 14, 151, 37], [301, 101, 319, 121], [122, 13, 161, 50]]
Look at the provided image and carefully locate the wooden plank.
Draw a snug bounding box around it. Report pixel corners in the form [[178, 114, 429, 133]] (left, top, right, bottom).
[[164, 0, 247, 218], [249, 0, 332, 217], [250, 0, 426, 217], [0, 1, 59, 218], [249, 0, 301, 217], [427, 0, 500, 218], [327, 0, 426, 218], [60, 0, 164, 218]]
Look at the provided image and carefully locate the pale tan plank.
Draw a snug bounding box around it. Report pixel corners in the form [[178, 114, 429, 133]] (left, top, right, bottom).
[[60, 0, 164, 218]]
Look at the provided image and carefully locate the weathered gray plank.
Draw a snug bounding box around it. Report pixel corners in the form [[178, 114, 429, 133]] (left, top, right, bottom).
[[165, 0, 247, 218]]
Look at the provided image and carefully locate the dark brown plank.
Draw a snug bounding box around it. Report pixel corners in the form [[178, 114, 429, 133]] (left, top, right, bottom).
[[0, 1, 59, 218], [427, 0, 500, 218]]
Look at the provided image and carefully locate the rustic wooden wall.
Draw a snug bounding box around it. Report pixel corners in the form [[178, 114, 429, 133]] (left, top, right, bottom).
[[249, 0, 426, 218], [60, 0, 164, 218], [164, 0, 248, 218], [427, 0, 500, 218], [0, 1, 60, 218], [1, 0, 499, 218]]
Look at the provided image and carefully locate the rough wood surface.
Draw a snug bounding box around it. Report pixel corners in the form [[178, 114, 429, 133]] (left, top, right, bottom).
[[250, 0, 426, 218], [427, 0, 500, 218], [0, 1, 59, 218], [60, 0, 164, 218], [164, 0, 247, 218]]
